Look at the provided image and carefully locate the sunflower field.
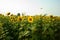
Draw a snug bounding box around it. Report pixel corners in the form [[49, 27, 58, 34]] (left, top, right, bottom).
[[0, 13, 60, 40]]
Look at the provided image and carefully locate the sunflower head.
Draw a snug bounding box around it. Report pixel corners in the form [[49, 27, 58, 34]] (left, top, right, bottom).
[[10, 14, 13, 16], [10, 16, 15, 19], [17, 16, 22, 21], [10, 16, 16, 22], [28, 16, 33, 23], [7, 12, 10, 15], [50, 15, 53, 18]]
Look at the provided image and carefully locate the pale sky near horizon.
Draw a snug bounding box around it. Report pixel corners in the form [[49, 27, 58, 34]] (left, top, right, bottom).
[[0, 0, 60, 16]]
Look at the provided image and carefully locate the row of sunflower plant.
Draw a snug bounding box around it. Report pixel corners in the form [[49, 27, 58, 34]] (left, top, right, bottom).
[[0, 12, 60, 40]]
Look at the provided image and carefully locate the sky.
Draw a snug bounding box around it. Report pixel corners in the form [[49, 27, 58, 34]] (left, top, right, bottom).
[[0, 0, 60, 16]]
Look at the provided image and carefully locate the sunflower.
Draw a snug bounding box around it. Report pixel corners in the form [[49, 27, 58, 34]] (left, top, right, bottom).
[[17, 16, 23, 21], [7, 12, 10, 15], [10, 16, 15, 19], [28, 16, 33, 23], [10, 14, 13, 16], [10, 16, 16, 22], [10, 19, 14, 22], [49, 15, 53, 18]]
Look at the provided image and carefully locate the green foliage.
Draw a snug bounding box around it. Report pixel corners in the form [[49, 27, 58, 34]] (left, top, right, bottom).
[[0, 14, 60, 40]]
